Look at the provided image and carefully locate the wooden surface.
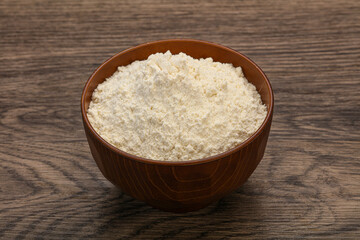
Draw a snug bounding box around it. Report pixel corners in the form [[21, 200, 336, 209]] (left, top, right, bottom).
[[0, 0, 359, 238]]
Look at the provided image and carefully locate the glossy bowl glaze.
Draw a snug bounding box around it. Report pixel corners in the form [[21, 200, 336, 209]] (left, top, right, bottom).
[[81, 39, 274, 212]]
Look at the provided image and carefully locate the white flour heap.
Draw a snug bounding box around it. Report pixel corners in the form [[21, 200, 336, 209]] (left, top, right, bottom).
[[87, 51, 267, 161]]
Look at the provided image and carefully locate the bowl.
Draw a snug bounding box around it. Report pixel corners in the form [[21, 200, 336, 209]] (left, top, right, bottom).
[[81, 39, 274, 212]]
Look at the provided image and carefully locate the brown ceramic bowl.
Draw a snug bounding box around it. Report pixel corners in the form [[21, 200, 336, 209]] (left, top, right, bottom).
[[81, 39, 274, 212]]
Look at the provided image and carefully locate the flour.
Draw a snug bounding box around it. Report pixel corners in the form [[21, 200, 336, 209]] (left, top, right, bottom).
[[87, 51, 267, 161]]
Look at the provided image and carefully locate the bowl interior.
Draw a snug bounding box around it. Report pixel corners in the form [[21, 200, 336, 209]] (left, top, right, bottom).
[[81, 39, 273, 164]]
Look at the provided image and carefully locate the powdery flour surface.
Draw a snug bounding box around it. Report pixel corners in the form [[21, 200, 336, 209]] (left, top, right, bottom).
[[87, 51, 267, 161]]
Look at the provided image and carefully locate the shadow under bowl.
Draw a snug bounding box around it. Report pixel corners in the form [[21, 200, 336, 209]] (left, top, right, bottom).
[[81, 39, 274, 213]]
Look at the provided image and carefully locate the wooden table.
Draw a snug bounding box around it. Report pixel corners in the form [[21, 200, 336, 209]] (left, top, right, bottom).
[[1, 0, 359, 239]]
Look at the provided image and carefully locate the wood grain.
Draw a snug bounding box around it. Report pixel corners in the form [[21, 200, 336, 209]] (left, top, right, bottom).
[[0, 0, 359, 238]]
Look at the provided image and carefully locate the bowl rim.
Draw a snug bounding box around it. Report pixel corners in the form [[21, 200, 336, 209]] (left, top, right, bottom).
[[81, 39, 274, 166]]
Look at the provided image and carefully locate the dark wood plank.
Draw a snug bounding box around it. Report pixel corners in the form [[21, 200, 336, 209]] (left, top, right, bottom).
[[0, 0, 359, 239]]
